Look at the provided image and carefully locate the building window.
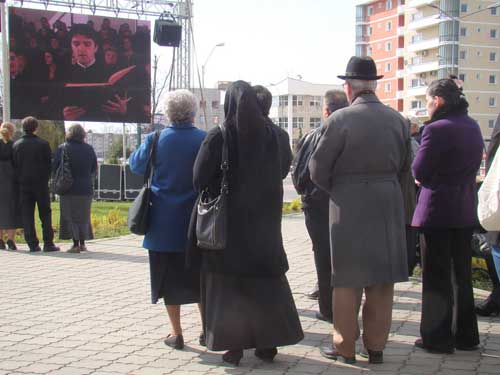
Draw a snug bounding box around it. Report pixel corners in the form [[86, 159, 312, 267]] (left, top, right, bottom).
[[491, 29, 498, 38], [386, 21, 392, 31], [310, 117, 321, 129], [292, 95, 303, 106], [460, 3, 468, 13], [385, 42, 392, 52], [368, 6, 374, 16], [490, 120, 496, 128], [477, 73, 481, 80], [309, 96, 321, 107], [385, 62, 391, 72], [211, 101, 219, 110], [459, 73, 466, 82], [490, 52, 497, 61], [460, 27, 467, 37], [368, 26, 373, 35], [367, 47, 373, 56], [279, 95, 288, 106], [278, 117, 288, 128], [490, 75, 497, 84], [292, 117, 304, 129], [492, 7, 498, 16], [385, 83, 392, 93], [386, 0, 392, 10], [489, 97, 497, 107], [411, 100, 422, 109], [459, 50, 467, 60]]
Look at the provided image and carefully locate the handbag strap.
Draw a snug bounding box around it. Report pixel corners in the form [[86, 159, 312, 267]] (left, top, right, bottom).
[[219, 124, 229, 194], [145, 130, 160, 187]]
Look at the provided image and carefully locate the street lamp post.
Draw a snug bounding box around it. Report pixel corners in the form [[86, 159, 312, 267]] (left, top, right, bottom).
[[201, 42, 224, 90]]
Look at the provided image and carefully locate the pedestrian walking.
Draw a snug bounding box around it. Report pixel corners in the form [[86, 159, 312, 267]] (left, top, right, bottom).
[[53, 124, 97, 253]]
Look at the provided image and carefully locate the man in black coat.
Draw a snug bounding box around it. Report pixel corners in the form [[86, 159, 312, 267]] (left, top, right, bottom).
[[12, 117, 59, 252], [292, 90, 348, 323]]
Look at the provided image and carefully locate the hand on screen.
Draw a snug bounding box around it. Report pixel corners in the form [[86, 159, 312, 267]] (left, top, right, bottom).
[[63, 106, 86, 120], [102, 94, 132, 115]]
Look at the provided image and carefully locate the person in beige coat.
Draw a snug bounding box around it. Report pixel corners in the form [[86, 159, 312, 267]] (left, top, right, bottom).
[[309, 56, 411, 364]]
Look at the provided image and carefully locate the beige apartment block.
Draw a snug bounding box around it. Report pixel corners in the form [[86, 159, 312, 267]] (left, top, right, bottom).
[[267, 77, 342, 150]]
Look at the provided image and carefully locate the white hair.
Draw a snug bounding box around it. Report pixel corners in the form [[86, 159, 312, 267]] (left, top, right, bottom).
[[164, 89, 198, 124], [346, 79, 377, 96]]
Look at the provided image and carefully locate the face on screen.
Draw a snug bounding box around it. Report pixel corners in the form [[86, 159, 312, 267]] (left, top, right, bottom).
[[71, 34, 98, 67], [104, 50, 118, 65]]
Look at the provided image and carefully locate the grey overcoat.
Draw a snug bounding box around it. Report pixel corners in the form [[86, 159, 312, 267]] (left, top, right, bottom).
[[309, 93, 410, 288]]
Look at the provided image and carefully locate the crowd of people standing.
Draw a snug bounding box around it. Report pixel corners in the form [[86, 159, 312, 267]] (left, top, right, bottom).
[[1, 54, 499, 367]]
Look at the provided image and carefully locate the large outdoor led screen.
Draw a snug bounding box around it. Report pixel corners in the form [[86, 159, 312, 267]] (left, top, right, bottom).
[[9, 7, 151, 123]]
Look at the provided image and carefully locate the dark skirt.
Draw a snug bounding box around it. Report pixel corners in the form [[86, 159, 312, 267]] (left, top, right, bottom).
[[59, 194, 94, 240], [0, 161, 22, 229], [201, 272, 304, 351], [148, 251, 201, 305]]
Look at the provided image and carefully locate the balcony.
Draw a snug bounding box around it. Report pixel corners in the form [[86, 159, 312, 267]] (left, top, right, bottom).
[[408, 37, 439, 52], [397, 26, 405, 36], [356, 35, 369, 44], [407, 85, 428, 97], [407, 60, 439, 74], [408, 0, 437, 9], [396, 48, 405, 57], [408, 14, 440, 30], [397, 69, 405, 78]]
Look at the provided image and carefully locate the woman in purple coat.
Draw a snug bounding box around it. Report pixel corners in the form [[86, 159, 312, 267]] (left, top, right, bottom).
[[412, 79, 483, 354]]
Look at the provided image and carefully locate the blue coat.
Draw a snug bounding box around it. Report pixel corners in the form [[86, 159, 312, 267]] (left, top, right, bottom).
[[129, 124, 206, 252], [412, 113, 484, 228]]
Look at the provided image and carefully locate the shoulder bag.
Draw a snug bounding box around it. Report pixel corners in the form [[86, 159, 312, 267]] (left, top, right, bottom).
[[52, 143, 74, 195], [127, 131, 160, 235], [196, 125, 229, 250]]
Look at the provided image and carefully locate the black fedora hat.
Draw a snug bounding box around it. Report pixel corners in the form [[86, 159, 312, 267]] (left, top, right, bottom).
[[337, 56, 384, 81]]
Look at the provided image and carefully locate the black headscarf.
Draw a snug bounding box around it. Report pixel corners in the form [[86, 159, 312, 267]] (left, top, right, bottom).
[[426, 78, 469, 124], [486, 113, 500, 171]]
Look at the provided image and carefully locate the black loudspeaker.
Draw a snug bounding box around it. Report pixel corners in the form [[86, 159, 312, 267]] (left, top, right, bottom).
[[154, 20, 182, 47]]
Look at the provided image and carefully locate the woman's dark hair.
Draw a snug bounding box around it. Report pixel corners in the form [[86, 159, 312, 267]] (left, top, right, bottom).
[[427, 78, 469, 120], [66, 124, 86, 142]]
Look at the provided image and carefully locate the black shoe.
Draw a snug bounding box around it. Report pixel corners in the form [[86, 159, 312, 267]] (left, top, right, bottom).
[[319, 345, 356, 364], [359, 348, 384, 364], [222, 350, 243, 366], [414, 338, 454, 354], [164, 334, 184, 350], [315, 311, 333, 323], [456, 344, 479, 351], [43, 244, 60, 252], [29, 245, 42, 252], [306, 285, 319, 300], [255, 348, 278, 363], [6, 240, 17, 251], [475, 298, 500, 317], [0, 239, 5, 250], [199, 332, 206, 346]]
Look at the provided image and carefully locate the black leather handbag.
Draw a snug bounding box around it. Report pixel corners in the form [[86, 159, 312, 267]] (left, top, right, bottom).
[[52, 143, 74, 195], [127, 131, 160, 235], [196, 125, 229, 250]]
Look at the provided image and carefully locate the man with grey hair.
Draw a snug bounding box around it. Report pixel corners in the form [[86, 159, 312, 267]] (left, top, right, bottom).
[[310, 56, 411, 364], [292, 89, 348, 323]]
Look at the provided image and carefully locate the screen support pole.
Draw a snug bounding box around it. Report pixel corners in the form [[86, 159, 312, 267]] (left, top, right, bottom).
[[1, 0, 10, 122]]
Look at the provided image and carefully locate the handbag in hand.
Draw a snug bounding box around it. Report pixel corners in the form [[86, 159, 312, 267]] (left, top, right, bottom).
[[52, 143, 74, 195], [128, 131, 160, 235], [196, 125, 229, 250]]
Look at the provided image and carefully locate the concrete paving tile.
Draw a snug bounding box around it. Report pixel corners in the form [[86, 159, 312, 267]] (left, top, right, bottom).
[[16, 363, 62, 374], [47, 367, 93, 375]]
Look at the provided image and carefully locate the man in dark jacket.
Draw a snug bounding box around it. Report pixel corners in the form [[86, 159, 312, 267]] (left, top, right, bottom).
[[12, 117, 59, 252], [292, 90, 348, 323]]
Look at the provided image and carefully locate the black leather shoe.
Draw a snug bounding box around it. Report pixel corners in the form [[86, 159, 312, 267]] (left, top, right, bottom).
[[359, 348, 384, 364], [315, 311, 333, 323], [199, 332, 206, 346], [255, 347, 278, 363], [222, 349, 243, 366], [306, 284, 319, 300], [415, 338, 454, 354], [319, 345, 356, 364], [6, 240, 17, 251], [43, 244, 60, 252], [456, 344, 479, 351], [164, 334, 184, 350], [475, 298, 500, 317], [29, 245, 42, 252], [0, 239, 5, 250]]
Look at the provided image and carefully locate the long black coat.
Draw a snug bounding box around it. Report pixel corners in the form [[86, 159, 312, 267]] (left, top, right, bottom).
[[192, 123, 292, 277]]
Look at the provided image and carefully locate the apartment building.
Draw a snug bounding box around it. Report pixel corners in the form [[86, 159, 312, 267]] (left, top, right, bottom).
[[192, 86, 226, 131], [267, 77, 342, 149], [355, 0, 500, 139], [355, 0, 406, 111]]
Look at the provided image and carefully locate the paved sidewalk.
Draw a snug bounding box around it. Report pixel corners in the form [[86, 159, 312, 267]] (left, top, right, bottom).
[[1, 214, 499, 375]]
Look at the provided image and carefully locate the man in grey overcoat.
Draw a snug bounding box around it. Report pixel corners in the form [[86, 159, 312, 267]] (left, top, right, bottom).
[[309, 56, 411, 364]]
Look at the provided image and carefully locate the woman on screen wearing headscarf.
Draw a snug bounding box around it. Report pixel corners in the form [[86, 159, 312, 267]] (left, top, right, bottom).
[[192, 81, 303, 366]]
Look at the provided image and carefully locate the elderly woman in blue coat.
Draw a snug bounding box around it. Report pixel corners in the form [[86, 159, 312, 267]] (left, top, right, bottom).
[[129, 89, 206, 350]]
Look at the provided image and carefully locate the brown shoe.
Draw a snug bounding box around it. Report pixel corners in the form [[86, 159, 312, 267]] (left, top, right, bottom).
[[66, 245, 81, 253], [79, 245, 88, 252]]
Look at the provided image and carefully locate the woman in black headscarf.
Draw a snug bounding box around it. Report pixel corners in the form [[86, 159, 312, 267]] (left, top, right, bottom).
[[192, 81, 303, 366]]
